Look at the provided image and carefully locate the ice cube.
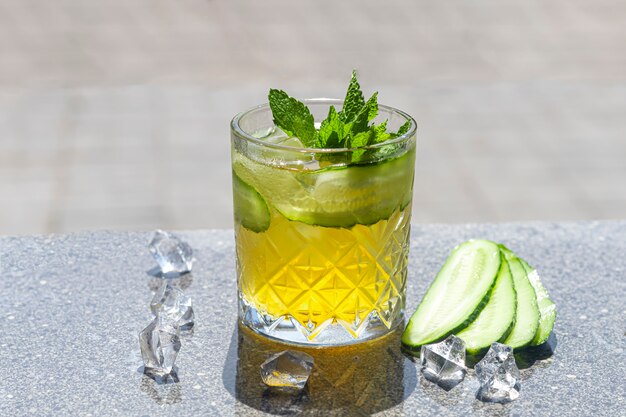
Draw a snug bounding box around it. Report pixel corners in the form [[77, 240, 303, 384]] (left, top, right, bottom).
[[260, 389, 309, 414], [139, 316, 182, 377], [420, 335, 467, 390], [149, 230, 193, 276], [252, 126, 279, 140], [151, 283, 194, 330], [475, 343, 521, 403], [276, 137, 304, 148], [260, 350, 314, 390]]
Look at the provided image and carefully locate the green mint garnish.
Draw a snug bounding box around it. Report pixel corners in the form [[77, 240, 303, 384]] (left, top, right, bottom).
[[268, 71, 410, 162], [340, 70, 366, 122], [268, 89, 317, 148], [318, 105, 345, 148], [348, 91, 378, 138], [393, 120, 411, 138]]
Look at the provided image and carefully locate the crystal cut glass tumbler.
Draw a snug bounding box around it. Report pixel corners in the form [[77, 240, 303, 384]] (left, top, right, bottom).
[[231, 99, 417, 346]]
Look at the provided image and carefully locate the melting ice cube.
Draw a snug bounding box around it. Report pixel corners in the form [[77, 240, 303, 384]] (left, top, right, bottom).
[[475, 342, 521, 403], [139, 316, 182, 377], [151, 283, 194, 330], [260, 350, 314, 390], [420, 335, 467, 390], [149, 230, 193, 276]]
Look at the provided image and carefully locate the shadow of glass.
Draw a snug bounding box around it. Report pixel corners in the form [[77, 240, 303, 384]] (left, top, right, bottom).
[[222, 323, 416, 416]]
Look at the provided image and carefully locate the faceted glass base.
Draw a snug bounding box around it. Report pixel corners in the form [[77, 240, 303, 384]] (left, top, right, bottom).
[[235, 206, 411, 346], [239, 296, 404, 346]]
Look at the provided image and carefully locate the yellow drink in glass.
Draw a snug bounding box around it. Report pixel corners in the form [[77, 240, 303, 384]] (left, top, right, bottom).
[[231, 99, 416, 345]]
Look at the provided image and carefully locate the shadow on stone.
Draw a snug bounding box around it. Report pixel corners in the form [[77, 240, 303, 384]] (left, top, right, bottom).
[[421, 371, 464, 392], [139, 369, 182, 406], [260, 387, 311, 416], [138, 365, 180, 384], [146, 266, 162, 278], [472, 397, 514, 416], [222, 323, 416, 416], [465, 352, 484, 369], [514, 332, 558, 370], [418, 373, 465, 407]]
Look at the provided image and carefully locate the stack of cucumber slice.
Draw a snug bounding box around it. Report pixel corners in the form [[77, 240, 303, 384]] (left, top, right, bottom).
[[402, 240, 556, 355]]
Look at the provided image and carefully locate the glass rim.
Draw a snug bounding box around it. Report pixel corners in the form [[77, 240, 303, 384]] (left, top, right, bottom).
[[230, 98, 417, 154]]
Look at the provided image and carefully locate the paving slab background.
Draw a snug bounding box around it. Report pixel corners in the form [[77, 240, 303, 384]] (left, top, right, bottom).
[[0, 0, 625, 235]]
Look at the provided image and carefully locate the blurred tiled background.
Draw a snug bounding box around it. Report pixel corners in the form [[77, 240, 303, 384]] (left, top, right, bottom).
[[1, 0, 625, 235]]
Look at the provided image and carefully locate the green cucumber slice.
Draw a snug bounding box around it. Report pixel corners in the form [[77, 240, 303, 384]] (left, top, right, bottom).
[[456, 254, 517, 354], [401, 239, 501, 352], [520, 259, 556, 346], [501, 249, 540, 350], [232, 148, 415, 228], [232, 171, 271, 232]]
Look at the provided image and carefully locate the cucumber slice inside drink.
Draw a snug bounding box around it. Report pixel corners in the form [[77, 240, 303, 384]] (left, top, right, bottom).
[[232, 171, 271, 233], [232, 147, 415, 229], [456, 254, 517, 354], [401, 239, 501, 352]]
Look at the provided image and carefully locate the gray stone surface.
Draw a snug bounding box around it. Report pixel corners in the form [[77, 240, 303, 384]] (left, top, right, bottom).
[[1, 222, 624, 416], [1, 0, 626, 235]]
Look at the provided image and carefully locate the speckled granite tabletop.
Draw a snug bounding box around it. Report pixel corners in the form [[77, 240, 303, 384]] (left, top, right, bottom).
[[1, 222, 624, 416]]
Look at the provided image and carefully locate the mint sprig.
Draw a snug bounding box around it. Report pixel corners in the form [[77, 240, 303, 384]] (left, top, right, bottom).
[[268, 71, 410, 162]]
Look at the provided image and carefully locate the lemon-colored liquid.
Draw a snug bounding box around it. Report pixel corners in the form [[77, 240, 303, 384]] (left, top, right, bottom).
[[236, 205, 411, 340]]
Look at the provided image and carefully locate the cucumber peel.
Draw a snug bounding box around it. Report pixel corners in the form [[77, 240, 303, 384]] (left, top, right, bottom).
[[520, 259, 557, 346], [401, 239, 501, 352], [456, 254, 517, 354], [500, 248, 540, 350], [232, 171, 271, 233]]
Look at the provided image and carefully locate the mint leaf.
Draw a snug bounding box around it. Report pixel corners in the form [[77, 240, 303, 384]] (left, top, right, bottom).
[[319, 82, 379, 149], [268, 89, 317, 147], [340, 70, 365, 122], [349, 130, 371, 149], [318, 105, 345, 148], [348, 137, 369, 163], [349, 121, 389, 147], [370, 121, 391, 144], [393, 120, 411, 138], [348, 121, 391, 163], [349, 92, 378, 136]]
